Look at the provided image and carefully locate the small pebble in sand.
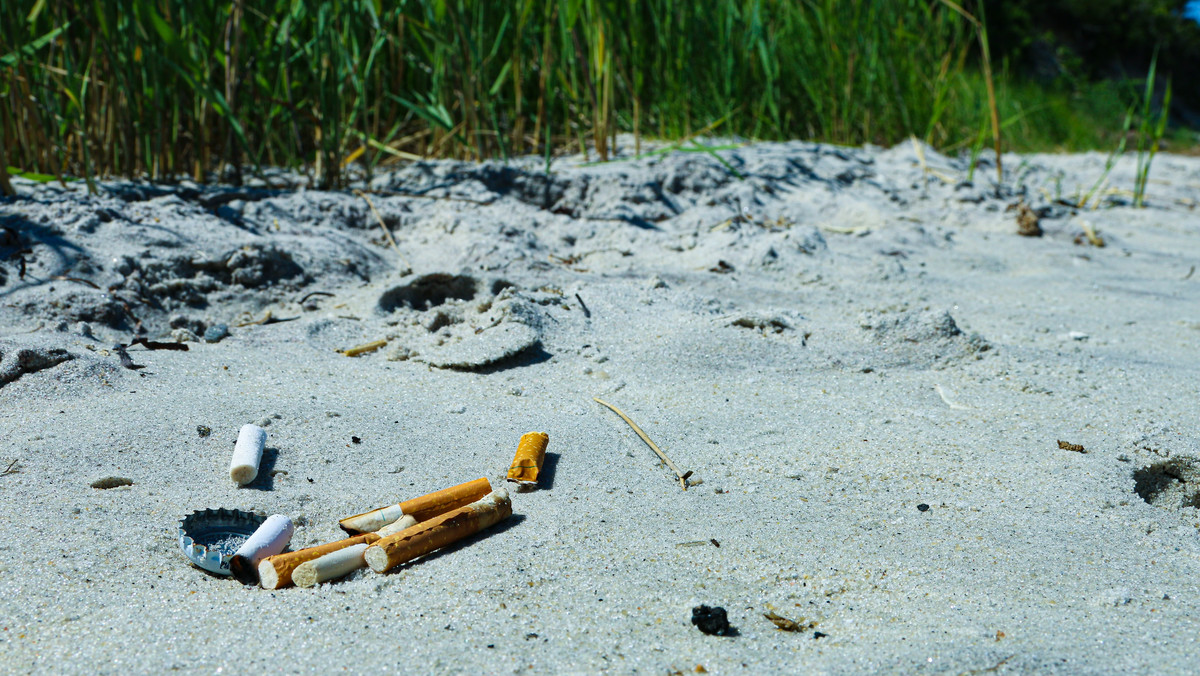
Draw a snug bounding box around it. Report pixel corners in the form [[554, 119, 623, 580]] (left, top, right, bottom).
[[204, 324, 229, 343], [917, 503, 930, 512], [691, 605, 735, 636], [196, 425, 211, 438], [90, 476, 133, 489]]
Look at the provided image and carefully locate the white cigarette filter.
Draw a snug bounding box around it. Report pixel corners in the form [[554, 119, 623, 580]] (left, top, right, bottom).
[[374, 514, 418, 537], [340, 504, 406, 534], [230, 514, 294, 584], [292, 543, 371, 588], [229, 424, 267, 485]]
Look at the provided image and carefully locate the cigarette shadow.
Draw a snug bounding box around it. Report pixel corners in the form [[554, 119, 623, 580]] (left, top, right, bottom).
[[397, 513, 527, 571], [536, 452, 560, 490], [242, 447, 279, 491]]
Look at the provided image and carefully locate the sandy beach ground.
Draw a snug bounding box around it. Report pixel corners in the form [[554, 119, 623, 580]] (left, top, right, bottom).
[[1, 140, 1199, 673]]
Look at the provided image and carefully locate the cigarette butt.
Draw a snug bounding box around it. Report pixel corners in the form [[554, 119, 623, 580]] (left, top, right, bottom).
[[338, 503, 406, 534], [257, 532, 380, 590], [364, 488, 511, 574], [507, 431, 549, 486], [400, 477, 493, 522], [230, 514, 294, 584], [229, 424, 266, 485], [374, 514, 418, 537], [261, 516, 417, 589], [293, 543, 371, 588], [339, 477, 492, 534]]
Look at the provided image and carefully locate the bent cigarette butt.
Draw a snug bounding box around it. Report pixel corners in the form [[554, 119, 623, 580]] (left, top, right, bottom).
[[293, 543, 371, 588], [339, 477, 493, 534], [258, 532, 380, 590], [364, 489, 511, 574], [230, 514, 294, 584], [229, 424, 267, 485], [507, 431, 549, 486]]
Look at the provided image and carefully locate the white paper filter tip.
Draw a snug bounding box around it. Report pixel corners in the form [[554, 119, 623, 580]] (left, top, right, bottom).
[[230, 424, 267, 485]]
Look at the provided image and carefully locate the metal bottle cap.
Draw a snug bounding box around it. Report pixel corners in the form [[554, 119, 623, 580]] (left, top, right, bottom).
[[178, 508, 266, 575]]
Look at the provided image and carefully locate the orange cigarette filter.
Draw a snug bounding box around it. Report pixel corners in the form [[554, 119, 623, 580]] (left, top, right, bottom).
[[364, 489, 512, 574], [506, 432, 549, 486], [339, 477, 493, 534], [258, 532, 380, 590]]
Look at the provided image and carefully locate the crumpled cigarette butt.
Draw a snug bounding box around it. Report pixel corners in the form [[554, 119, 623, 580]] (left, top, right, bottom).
[[364, 489, 512, 574], [230, 424, 267, 485], [230, 514, 294, 584], [507, 431, 549, 487], [258, 532, 380, 590], [339, 477, 492, 534]]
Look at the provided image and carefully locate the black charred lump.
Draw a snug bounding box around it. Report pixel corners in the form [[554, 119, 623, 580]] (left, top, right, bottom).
[[691, 605, 735, 636]]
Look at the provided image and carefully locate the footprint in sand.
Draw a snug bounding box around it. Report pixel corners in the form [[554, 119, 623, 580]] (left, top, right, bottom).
[[377, 273, 543, 370]]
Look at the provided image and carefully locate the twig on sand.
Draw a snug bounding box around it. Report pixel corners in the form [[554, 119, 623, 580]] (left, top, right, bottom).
[[338, 339, 387, 357], [354, 189, 412, 271], [593, 397, 693, 491], [235, 310, 299, 327], [297, 291, 335, 304], [366, 188, 495, 206], [935, 384, 972, 410], [2, 459, 19, 476], [911, 137, 957, 184], [1079, 220, 1105, 247], [51, 275, 101, 289]]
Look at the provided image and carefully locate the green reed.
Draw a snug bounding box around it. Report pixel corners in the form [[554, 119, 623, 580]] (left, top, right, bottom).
[[0, 0, 1077, 191]]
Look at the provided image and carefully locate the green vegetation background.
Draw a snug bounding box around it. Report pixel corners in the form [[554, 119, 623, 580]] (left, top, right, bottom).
[[2, 0, 1198, 188]]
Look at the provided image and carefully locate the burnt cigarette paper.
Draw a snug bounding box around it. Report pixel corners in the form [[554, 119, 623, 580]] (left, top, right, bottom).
[[364, 488, 512, 574], [229, 424, 267, 485], [230, 514, 294, 584], [507, 431, 549, 487], [339, 477, 492, 534]]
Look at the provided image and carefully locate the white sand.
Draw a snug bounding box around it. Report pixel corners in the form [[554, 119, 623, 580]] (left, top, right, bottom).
[[1, 140, 1199, 672]]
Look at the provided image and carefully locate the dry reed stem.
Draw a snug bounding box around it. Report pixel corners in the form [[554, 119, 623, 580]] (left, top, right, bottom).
[[353, 189, 407, 268], [936, 0, 1002, 183], [911, 137, 957, 184], [593, 397, 691, 490], [339, 339, 388, 357]]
